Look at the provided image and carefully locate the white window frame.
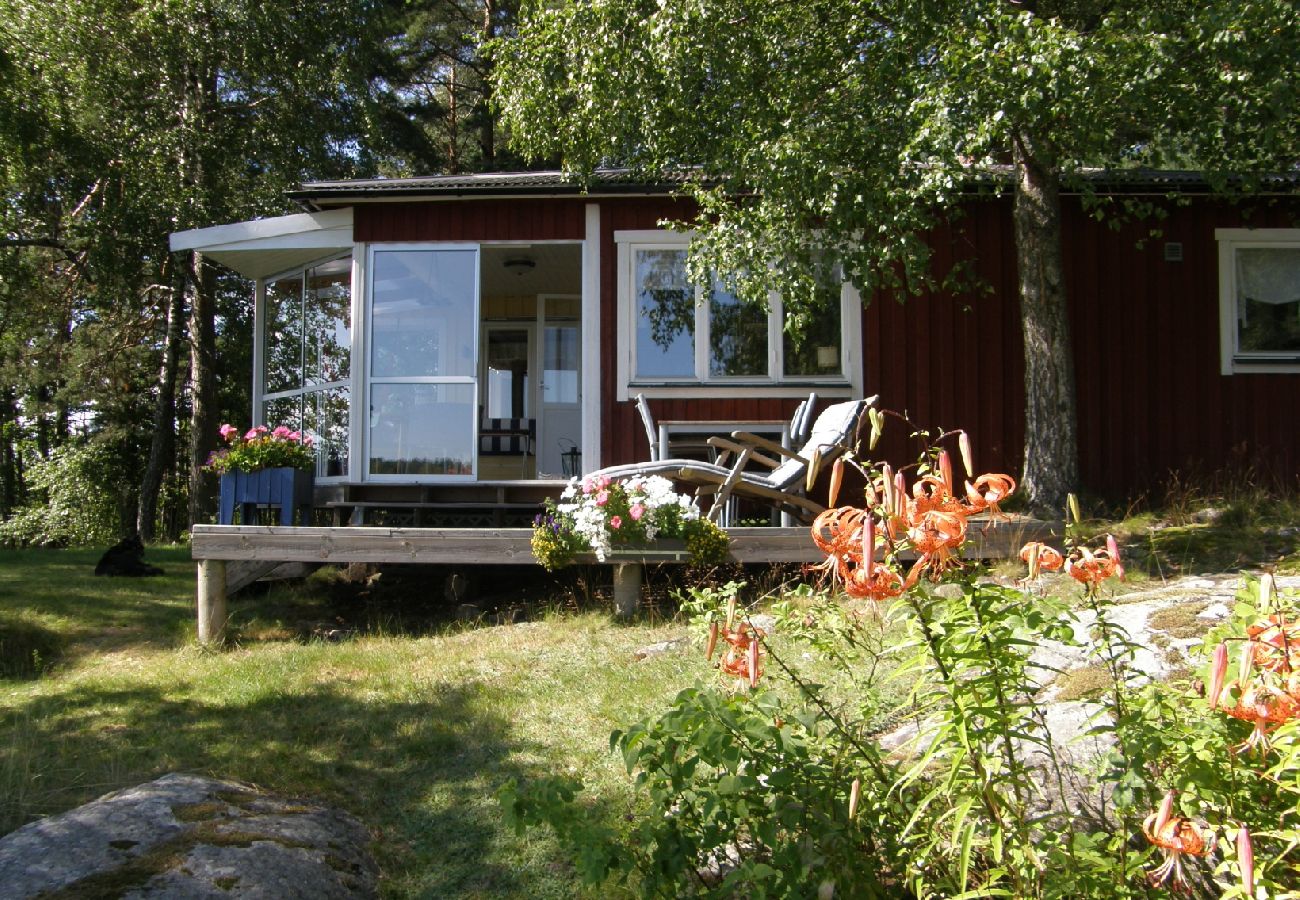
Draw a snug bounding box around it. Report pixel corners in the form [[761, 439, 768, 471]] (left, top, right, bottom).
[[257, 250, 355, 481], [614, 230, 864, 400], [1216, 228, 1300, 375]]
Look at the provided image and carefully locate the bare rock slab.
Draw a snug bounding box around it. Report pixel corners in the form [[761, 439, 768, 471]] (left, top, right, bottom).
[[0, 772, 376, 899]]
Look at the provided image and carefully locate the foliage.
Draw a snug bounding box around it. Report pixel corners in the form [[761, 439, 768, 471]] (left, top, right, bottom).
[[494, 0, 1300, 510], [0, 442, 124, 547], [501, 425, 1300, 897], [204, 424, 315, 475], [531, 474, 729, 571]]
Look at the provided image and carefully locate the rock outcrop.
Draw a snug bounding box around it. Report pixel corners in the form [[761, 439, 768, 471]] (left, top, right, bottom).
[[0, 773, 376, 898]]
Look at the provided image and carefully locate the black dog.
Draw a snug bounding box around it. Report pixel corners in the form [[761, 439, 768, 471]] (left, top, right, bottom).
[[94, 536, 164, 577]]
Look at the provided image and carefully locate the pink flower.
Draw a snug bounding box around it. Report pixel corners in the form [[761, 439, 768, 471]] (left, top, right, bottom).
[[630, 503, 645, 521], [610, 515, 623, 529], [245, 428, 262, 441], [595, 490, 610, 506], [287, 431, 302, 442], [218, 424, 238, 441], [272, 425, 292, 439]]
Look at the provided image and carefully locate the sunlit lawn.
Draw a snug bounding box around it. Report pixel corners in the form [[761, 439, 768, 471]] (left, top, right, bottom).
[[3, 489, 1298, 896], [0, 548, 711, 897]]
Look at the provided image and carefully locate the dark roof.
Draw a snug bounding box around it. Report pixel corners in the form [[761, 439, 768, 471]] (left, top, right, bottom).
[[289, 166, 1300, 208], [289, 169, 697, 208]]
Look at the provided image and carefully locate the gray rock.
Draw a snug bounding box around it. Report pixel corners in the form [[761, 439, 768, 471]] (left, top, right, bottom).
[[634, 638, 689, 660], [0, 773, 376, 899]]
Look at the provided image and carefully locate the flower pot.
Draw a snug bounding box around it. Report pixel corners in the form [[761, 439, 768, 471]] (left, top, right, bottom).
[[218, 467, 314, 526]]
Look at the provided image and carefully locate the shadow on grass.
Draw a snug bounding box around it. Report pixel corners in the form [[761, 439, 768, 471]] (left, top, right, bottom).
[[0, 547, 197, 658], [0, 677, 572, 897]]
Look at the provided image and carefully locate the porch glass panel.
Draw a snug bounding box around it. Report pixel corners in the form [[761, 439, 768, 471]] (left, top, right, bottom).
[[264, 275, 304, 394], [369, 383, 475, 476], [370, 250, 477, 378]]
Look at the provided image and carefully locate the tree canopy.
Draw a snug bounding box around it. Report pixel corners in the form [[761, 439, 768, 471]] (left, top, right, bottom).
[[494, 0, 1300, 510]]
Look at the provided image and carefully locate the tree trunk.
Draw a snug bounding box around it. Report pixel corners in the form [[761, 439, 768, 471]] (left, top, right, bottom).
[[1012, 138, 1078, 516], [187, 251, 218, 528], [138, 276, 186, 540], [0, 387, 19, 516], [478, 0, 496, 166]]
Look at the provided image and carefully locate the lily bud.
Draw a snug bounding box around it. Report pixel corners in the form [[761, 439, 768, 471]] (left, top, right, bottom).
[[958, 431, 974, 479], [726, 596, 736, 630], [705, 621, 719, 661], [1207, 642, 1228, 709], [848, 777, 861, 819], [1024, 541, 1042, 581], [1260, 576, 1273, 610], [829, 458, 844, 507], [1239, 637, 1254, 687], [894, 471, 907, 517], [938, 450, 953, 496], [864, 516, 876, 578], [1068, 493, 1081, 526], [880, 467, 894, 516], [868, 407, 883, 451], [1238, 825, 1254, 896], [747, 639, 760, 688], [1106, 533, 1126, 581], [1154, 789, 1176, 836]]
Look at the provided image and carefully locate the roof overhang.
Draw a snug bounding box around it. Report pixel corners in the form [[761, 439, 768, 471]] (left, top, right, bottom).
[[169, 209, 354, 279]]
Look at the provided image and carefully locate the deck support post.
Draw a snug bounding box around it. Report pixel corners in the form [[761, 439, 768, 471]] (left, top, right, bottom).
[[196, 559, 228, 646], [612, 562, 641, 619]]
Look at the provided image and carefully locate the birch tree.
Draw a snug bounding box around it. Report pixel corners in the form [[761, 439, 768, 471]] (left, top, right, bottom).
[[494, 0, 1300, 512]]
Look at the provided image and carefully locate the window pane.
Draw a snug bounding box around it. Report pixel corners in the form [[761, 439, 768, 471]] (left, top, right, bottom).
[[369, 383, 474, 476], [264, 275, 304, 394], [543, 325, 579, 404], [303, 386, 350, 478], [1237, 248, 1300, 354], [262, 395, 301, 432], [371, 249, 477, 378], [304, 258, 351, 385], [635, 249, 695, 377], [709, 281, 768, 376], [784, 281, 845, 376], [484, 328, 531, 419]]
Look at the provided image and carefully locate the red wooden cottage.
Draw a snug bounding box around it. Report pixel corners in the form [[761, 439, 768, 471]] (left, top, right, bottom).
[[171, 169, 1300, 519]]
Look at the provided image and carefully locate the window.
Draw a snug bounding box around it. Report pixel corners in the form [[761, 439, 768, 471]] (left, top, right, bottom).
[[1217, 229, 1300, 374], [262, 254, 352, 477], [616, 232, 858, 396]]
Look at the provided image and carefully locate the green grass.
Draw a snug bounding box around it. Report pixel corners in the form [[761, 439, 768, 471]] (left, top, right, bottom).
[[3, 490, 1297, 895], [0, 548, 712, 897]]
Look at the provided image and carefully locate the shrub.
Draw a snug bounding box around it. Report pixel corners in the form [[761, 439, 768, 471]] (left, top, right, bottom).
[[0, 442, 121, 547], [502, 421, 1295, 897]]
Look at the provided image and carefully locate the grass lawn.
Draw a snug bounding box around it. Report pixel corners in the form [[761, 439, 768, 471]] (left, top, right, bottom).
[[2, 493, 1296, 896], [0, 548, 715, 897]]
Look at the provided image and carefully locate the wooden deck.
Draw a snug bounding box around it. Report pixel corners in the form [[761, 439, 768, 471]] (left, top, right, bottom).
[[190, 517, 1057, 643]]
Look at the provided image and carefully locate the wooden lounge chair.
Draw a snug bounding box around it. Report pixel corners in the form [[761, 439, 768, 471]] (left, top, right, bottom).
[[594, 397, 874, 524]]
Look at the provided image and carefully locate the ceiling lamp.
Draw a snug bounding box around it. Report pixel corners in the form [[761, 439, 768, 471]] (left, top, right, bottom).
[[503, 256, 536, 275]]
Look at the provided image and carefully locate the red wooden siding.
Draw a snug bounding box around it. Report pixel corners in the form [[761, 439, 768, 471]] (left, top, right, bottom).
[[354, 191, 1300, 497], [867, 196, 1300, 497], [354, 200, 586, 242]]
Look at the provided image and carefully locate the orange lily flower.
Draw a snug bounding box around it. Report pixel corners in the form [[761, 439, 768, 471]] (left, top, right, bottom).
[[1247, 613, 1300, 673], [1143, 791, 1215, 890], [1065, 545, 1121, 589], [716, 623, 764, 690], [1221, 680, 1300, 753], [842, 562, 905, 602], [1019, 541, 1064, 579], [963, 473, 1016, 518]]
